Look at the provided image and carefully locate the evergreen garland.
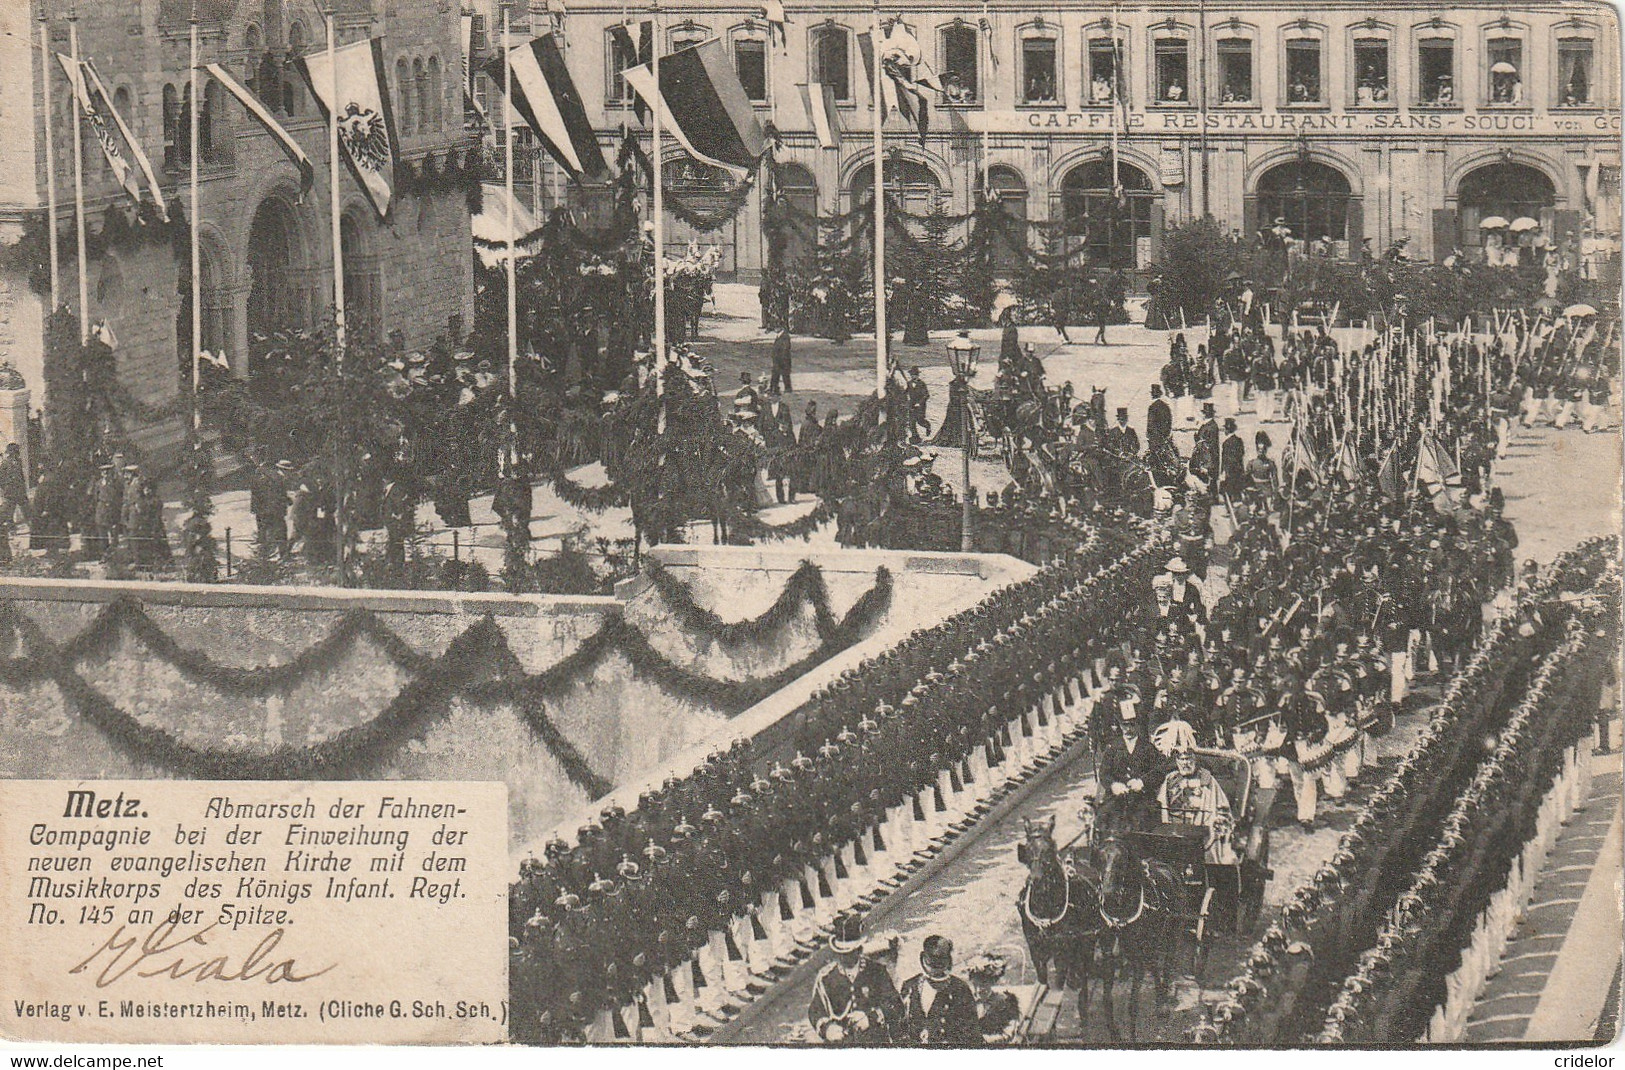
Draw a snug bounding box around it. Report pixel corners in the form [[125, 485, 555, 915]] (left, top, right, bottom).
[[643, 558, 851, 646], [180, 421, 218, 583]]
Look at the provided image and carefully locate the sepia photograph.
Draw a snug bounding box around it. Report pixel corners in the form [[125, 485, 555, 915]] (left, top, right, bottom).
[[0, 0, 1620, 1055]]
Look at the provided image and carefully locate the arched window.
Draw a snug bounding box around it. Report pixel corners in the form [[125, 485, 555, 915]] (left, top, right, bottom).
[[284, 21, 306, 114], [395, 57, 413, 135], [162, 84, 180, 170], [340, 212, 382, 343], [201, 79, 230, 163], [427, 55, 443, 130], [1457, 162, 1556, 256], [849, 157, 940, 216], [1085, 23, 1127, 106], [414, 57, 428, 132], [1150, 26, 1191, 104], [1018, 22, 1059, 104], [940, 22, 979, 104], [810, 23, 852, 102], [1256, 160, 1352, 244], [1281, 22, 1326, 105], [670, 21, 708, 51], [979, 165, 1028, 270], [1061, 157, 1154, 267], [244, 24, 262, 95], [112, 86, 133, 127], [730, 26, 768, 104], [776, 163, 818, 264]]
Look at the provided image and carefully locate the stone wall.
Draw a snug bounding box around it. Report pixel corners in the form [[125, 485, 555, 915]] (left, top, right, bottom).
[[0, 548, 1034, 857]]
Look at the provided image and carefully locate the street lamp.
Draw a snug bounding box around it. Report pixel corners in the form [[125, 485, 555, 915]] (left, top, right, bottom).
[[946, 330, 980, 552]]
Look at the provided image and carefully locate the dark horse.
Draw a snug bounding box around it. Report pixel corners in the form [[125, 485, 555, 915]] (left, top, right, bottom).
[[1095, 834, 1185, 1041], [1017, 810, 1103, 1033]]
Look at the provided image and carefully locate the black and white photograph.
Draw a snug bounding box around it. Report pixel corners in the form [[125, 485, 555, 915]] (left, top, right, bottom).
[[0, 0, 1620, 1055]]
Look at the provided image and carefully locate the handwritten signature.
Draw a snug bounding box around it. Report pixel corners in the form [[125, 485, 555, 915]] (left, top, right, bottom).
[[69, 919, 336, 989]]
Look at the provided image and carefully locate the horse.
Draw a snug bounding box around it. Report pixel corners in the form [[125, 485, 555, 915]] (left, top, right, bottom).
[[1094, 833, 1185, 1041], [1017, 811, 1103, 1033]]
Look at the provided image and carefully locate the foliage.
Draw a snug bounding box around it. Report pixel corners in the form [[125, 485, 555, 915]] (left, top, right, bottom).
[[1143, 215, 1252, 330], [179, 421, 218, 583]]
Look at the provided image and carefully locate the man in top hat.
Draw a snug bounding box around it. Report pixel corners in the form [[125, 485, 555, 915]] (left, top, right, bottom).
[[1096, 703, 1165, 836], [769, 327, 794, 395], [1146, 384, 1173, 456], [735, 372, 760, 420], [898, 935, 980, 1046], [808, 914, 903, 1045], [1103, 407, 1140, 458], [906, 367, 931, 444], [763, 388, 798, 503], [1219, 417, 1247, 502]]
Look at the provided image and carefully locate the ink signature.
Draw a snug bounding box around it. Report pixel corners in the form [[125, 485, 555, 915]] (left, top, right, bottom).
[[68, 918, 336, 988]]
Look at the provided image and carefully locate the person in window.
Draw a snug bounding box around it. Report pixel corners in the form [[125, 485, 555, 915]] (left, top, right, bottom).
[[1027, 68, 1055, 102], [1163, 77, 1185, 101], [1092, 73, 1114, 103], [1288, 76, 1309, 102], [1434, 73, 1453, 104], [1565, 61, 1589, 105]]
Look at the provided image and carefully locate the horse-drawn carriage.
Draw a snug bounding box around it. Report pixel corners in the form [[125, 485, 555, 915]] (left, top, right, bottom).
[[1015, 747, 1273, 1041]]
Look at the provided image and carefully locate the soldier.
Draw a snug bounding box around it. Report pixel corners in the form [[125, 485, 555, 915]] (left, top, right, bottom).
[[1096, 706, 1164, 835], [897, 935, 981, 1046], [807, 914, 903, 1045], [1146, 384, 1173, 456]]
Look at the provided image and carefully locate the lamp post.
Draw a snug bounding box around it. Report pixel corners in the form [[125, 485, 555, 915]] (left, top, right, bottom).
[[946, 330, 980, 552]]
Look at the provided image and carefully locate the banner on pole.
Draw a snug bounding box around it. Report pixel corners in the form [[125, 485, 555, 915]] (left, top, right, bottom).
[[298, 38, 400, 220]]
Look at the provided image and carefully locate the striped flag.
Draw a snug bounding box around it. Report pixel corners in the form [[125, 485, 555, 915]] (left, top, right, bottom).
[[623, 38, 766, 174], [487, 35, 608, 179], [798, 82, 841, 148], [204, 63, 314, 197], [57, 55, 169, 221], [610, 20, 653, 122], [298, 38, 399, 220], [859, 20, 942, 145], [762, 0, 788, 50]]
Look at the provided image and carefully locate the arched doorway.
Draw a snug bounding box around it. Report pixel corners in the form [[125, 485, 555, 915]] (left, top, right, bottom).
[[340, 212, 382, 344], [773, 163, 818, 266], [1060, 157, 1155, 269], [177, 240, 236, 382], [1255, 160, 1354, 248], [978, 165, 1029, 272], [1456, 162, 1558, 259], [662, 157, 741, 278], [848, 156, 941, 217], [246, 195, 310, 362]]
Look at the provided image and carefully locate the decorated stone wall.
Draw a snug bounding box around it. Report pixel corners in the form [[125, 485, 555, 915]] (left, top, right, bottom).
[[0, 548, 1032, 854]]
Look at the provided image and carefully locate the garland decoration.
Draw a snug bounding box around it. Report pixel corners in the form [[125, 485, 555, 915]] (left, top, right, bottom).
[[0, 564, 894, 779], [727, 500, 836, 543], [643, 558, 849, 647], [549, 468, 630, 512]]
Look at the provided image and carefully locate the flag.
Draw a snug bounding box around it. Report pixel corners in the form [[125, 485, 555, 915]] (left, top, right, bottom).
[[298, 38, 399, 220], [204, 63, 315, 198], [460, 13, 474, 92], [1287, 423, 1321, 484], [57, 55, 169, 222], [1334, 437, 1359, 480], [610, 20, 653, 122], [1377, 446, 1401, 499], [859, 21, 941, 144], [1415, 432, 1460, 507], [762, 0, 788, 50], [623, 38, 766, 174], [798, 82, 841, 149], [487, 35, 608, 179]]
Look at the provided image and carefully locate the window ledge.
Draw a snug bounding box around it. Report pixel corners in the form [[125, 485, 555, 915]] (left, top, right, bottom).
[[1412, 103, 1463, 111], [1481, 104, 1534, 112], [1553, 104, 1602, 111], [1280, 101, 1329, 110], [1348, 102, 1398, 110], [939, 101, 984, 110], [1148, 101, 1195, 109], [1019, 101, 1064, 109], [1214, 101, 1261, 109]]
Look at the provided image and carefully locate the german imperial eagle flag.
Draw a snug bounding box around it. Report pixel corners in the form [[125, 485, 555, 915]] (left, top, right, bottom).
[[623, 38, 767, 175], [486, 35, 608, 180], [297, 38, 399, 219]]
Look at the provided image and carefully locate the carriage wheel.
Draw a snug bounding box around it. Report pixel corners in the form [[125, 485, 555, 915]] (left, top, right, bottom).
[[1239, 831, 1271, 933]]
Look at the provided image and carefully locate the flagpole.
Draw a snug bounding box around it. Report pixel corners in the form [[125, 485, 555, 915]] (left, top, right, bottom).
[[190, 3, 202, 428], [503, 1, 517, 409], [324, 6, 347, 586], [67, 10, 89, 345], [39, 16, 60, 315], [871, 1, 886, 412], [979, 1, 990, 191], [650, 0, 665, 388]]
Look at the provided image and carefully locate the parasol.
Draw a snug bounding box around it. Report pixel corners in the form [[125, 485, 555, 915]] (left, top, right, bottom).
[[1478, 216, 1509, 229], [1490, 61, 1518, 74], [1508, 217, 1540, 232], [1563, 303, 1598, 318]]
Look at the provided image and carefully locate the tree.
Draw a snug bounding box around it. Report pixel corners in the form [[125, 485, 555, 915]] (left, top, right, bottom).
[[1143, 215, 1251, 330]]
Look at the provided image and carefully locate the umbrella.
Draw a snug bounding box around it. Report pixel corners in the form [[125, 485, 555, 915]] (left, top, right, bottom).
[[1478, 216, 1509, 229], [1563, 303, 1598, 318], [1509, 217, 1540, 232], [1491, 61, 1518, 74]]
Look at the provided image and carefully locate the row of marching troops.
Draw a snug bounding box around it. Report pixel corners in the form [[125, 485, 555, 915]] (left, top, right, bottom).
[[508, 518, 1166, 1043]]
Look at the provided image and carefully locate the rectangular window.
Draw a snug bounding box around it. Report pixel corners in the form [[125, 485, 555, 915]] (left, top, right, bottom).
[[1487, 37, 1523, 104], [942, 26, 979, 103], [671, 27, 707, 51], [1419, 38, 1455, 103], [1087, 38, 1120, 103], [1154, 39, 1188, 102], [1022, 37, 1057, 103], [609, 31, 638, 102], [813, 28, 850, 101], [1217, 38, 1252, 103], [469, 14, 488, 54], [735, 39, 767, 101], [1285, 40, 1321, 102], [1354, 38, 1390, 103], [1558, 39, 1594, 106]]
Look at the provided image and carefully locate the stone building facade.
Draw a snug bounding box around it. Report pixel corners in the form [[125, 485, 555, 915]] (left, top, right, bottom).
[[0, 0, 476, 449], [471, 0, 1620, 282]]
